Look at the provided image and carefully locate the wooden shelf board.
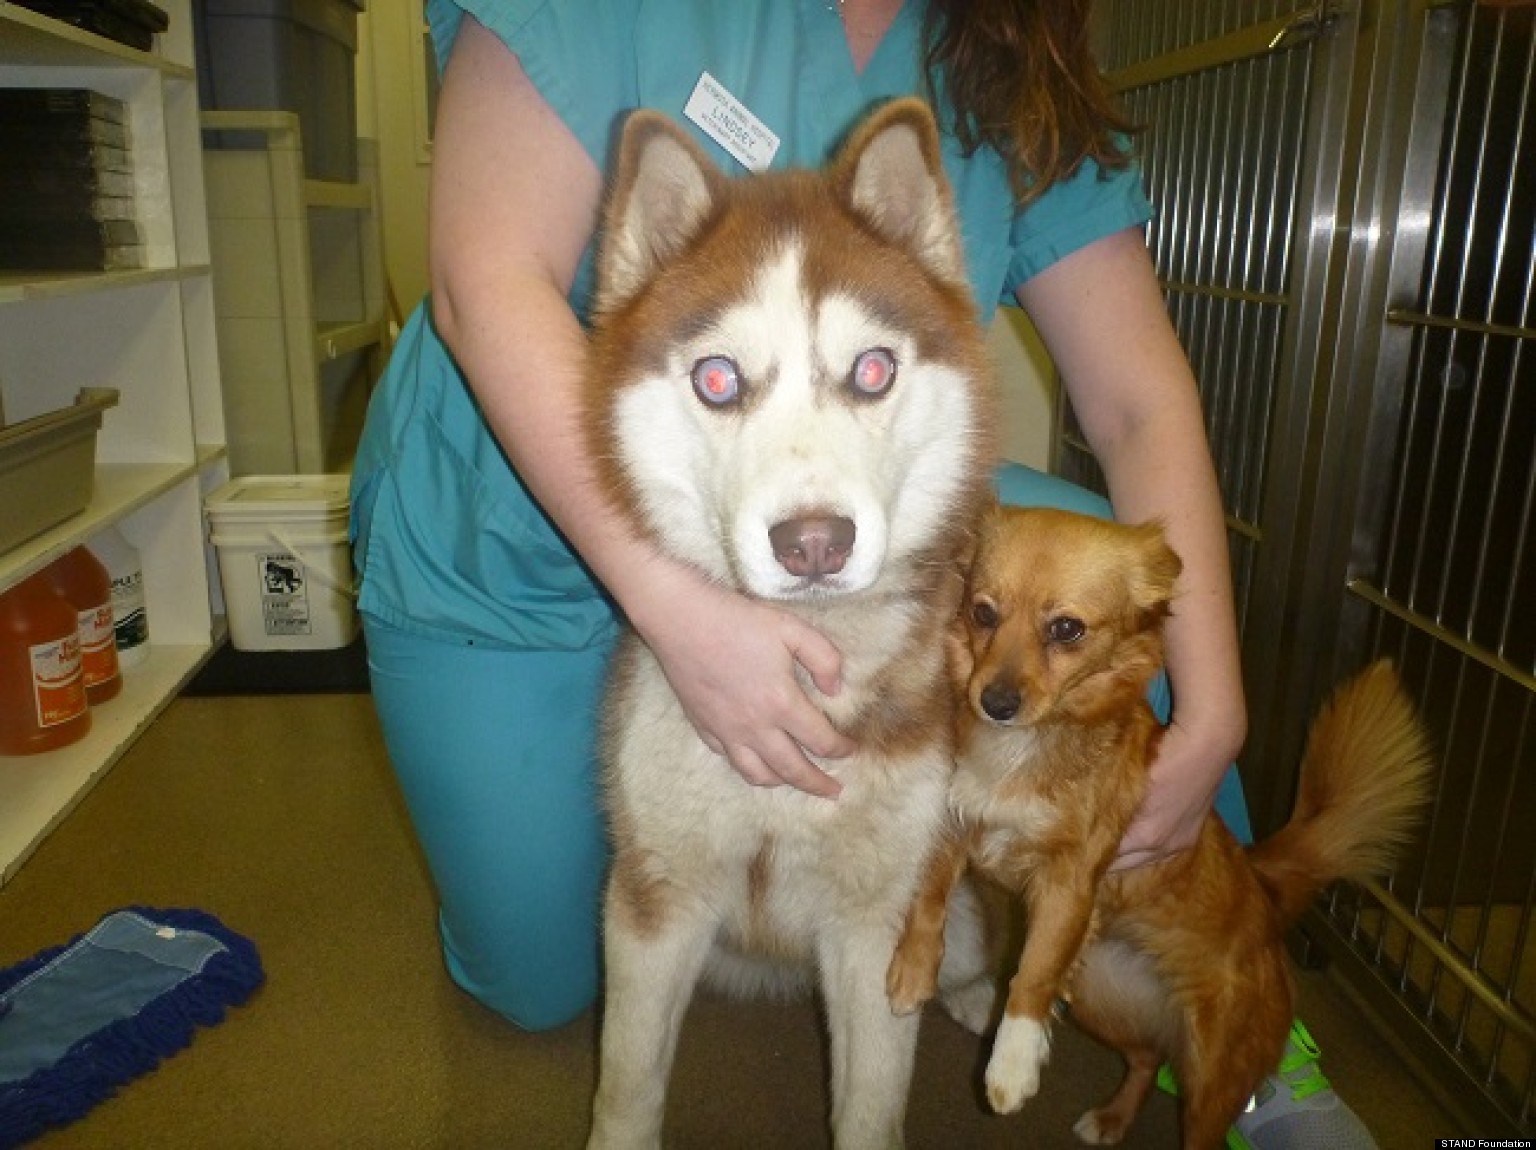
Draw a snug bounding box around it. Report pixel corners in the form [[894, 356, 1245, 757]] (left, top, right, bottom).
[[0, 1, 191, 75], [0, 265, 213, 305], [0, 461, 197, 589], [304, 179, 371, 211]]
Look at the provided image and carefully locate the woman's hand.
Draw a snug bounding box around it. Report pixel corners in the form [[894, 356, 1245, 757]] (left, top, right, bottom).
[[1110, 718, 1234, 871], [627, 563, 854, 799]]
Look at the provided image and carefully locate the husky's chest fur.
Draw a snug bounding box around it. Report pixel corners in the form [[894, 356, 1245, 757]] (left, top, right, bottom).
[[602, 535, 964, 929], [606, 621, 954, 963]]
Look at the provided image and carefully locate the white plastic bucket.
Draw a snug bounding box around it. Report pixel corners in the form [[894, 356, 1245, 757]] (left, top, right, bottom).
[[204, 474, 357, 651]]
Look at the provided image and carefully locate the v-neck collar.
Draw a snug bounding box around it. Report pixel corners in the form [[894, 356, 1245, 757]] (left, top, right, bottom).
[[847, 0, 909, 80], [808, 0, 914, 95]]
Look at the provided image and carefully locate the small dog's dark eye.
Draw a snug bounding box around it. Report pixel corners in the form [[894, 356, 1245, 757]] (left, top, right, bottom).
[[1047, 616, 1086, 644], [971, 600, 999, 629], [692, 356, 741, 406]]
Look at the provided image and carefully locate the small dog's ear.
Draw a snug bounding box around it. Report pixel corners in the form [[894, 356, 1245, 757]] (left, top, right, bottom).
[[954, 499, 995, 576], [969, 498, 1010, 569], [1126, 522, 1182, 622], [832, 98, 967, 288], [597, 111, 725, 312]]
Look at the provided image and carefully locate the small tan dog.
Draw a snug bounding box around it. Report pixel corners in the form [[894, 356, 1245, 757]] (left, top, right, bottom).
[[887, 505, 1433, 1149]]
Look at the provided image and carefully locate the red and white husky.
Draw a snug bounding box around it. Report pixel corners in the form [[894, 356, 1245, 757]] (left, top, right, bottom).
[[583, 99, 998, 1150]]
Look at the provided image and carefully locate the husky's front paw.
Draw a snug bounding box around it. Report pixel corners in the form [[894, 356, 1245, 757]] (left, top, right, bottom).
[[886, 945, 938, 1015], [985, 1014, 1051, 1115], [938, 975, 997, 1035]]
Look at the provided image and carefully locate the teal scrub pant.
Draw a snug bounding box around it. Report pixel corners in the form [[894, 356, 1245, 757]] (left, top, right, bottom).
[[363, 461, 1251, 1031]]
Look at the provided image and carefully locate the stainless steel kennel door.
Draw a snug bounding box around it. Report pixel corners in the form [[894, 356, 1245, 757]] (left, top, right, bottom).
[[1066, 0, 1535, 1134]]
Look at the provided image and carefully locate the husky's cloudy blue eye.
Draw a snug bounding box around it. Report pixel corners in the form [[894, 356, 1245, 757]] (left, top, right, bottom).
[[691, 356, 741, 406], [850, 348, 897, 396]]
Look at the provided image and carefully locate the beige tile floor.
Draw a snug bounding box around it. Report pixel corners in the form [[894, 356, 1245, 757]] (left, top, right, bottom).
[[0, 692, 1474, 1149]]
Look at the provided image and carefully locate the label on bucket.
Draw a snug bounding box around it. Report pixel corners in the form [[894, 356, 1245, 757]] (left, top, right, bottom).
[[256, 552, 312, 636]]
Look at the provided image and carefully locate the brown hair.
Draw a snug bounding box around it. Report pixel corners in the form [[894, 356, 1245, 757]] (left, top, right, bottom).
[[922, 0, 1137, 203]]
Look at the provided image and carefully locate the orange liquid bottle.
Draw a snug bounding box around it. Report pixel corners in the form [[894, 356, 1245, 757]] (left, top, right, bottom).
[[0, 569, 92, 755], [46, 546, 122, 705]]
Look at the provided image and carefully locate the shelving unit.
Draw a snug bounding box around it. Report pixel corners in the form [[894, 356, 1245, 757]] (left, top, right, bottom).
[[0, 0, 228, 884], [202, 111, 386, 475]]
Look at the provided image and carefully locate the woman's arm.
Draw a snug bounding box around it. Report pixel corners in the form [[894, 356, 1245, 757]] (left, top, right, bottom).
[[1017, 227, 1248, 868], [430, 19, 852, 795]]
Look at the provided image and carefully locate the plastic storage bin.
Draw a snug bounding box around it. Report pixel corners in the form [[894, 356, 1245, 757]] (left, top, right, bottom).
[[204, 474, 357, 651], [0, 389, 119, 554], [194, 0, 364, 181]]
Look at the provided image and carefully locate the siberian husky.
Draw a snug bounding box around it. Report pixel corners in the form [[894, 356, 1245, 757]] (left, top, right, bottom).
[[583, 99, 999, 1150]]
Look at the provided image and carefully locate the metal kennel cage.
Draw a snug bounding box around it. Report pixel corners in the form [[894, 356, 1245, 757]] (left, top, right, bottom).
[[1062, 0, 1535, 1133]]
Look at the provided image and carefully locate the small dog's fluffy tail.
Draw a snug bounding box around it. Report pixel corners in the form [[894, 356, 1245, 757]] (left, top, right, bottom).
[[1248, 660, 1434, 927]]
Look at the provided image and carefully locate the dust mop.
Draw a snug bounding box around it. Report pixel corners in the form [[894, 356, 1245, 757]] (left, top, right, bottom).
[[0, 907, 263, 1147]]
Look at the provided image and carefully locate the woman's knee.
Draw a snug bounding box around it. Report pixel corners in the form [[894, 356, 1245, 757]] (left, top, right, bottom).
[[438, 902, 602, 1031], [456, 963, 599, 1032]]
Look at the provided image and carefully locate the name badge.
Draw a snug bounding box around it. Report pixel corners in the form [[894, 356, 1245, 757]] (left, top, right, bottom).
[[683, 72, 780, 172]]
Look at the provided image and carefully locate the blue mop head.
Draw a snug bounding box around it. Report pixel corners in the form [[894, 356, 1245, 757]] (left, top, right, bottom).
[[0, 907, 264, 1148]]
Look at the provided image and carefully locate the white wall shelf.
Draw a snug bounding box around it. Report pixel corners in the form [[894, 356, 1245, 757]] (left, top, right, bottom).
[[0, 0, 228, 884]]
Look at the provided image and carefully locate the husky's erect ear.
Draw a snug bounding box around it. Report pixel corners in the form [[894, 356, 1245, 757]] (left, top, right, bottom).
[[832, 98, 966, 287], [598, 110, 725, 311]]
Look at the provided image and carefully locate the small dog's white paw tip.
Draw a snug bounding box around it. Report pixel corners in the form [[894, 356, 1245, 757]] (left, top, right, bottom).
[[1072, 1113, 1108, 1144], [984, 1015, 1049, 1114], [985, 1078, 1034, 1115]]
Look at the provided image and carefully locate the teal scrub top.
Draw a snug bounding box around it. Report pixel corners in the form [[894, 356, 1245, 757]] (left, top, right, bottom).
[[350, 0, 1155, 650]]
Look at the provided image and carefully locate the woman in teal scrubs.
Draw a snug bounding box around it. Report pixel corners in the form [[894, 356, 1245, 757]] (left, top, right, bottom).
[[351, 3, 1368, 1145]]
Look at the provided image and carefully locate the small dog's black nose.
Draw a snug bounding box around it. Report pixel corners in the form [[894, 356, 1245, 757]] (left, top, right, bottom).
[[980, 681, 1020, 722]]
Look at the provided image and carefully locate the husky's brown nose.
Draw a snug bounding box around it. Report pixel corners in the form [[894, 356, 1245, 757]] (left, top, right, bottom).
[[769, 515, 856, 578]]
